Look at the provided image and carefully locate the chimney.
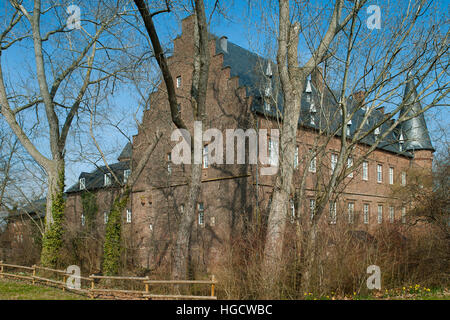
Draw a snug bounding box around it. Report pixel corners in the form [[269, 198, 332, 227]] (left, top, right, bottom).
[[311, 67, 324, 93], [352, 91, 366, 106], [219, 36, 228, 53]]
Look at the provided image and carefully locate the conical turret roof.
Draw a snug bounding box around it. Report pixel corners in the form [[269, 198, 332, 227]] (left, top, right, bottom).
[[398, 73, 434, 151]]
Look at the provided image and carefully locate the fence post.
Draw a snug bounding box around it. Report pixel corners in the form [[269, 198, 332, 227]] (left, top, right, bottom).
[[145, 276, 149, 294], [211, 275, 216, 297], [89, 275, 95, 299], [32, 265, 36, 284], [0, 261, 3, 278]]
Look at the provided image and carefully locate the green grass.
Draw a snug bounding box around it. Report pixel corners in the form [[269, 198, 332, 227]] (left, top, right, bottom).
[[0, 278, 89, 300]]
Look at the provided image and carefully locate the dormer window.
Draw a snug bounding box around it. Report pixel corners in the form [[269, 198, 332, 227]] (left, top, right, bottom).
[[123, 169, 131, 183], [79, 178, 86, 190], [399, 131, 405, 151], [309, 101, 316, 113], [374, 127, 380, 137], [264, 101, 271, 112], [346, 119, 352, 136], [104, 173, 112, 186]]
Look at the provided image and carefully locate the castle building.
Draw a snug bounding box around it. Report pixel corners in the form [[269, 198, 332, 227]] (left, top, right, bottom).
[[65, 16, 434, 272]]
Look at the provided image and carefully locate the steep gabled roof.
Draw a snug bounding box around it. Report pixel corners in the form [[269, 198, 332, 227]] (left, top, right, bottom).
[[214, 36, 428, 157], [66, 161, 130, 193]]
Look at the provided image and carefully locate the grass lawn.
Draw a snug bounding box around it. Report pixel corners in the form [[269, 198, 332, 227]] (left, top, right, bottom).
[[0, 278, 89, 300]]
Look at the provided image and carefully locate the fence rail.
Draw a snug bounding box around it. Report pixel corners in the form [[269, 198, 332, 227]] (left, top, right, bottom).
[[0, 261, 217, 300]]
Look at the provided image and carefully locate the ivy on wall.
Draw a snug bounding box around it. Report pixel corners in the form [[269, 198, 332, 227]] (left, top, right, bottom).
[[102, 188, 129, 275]]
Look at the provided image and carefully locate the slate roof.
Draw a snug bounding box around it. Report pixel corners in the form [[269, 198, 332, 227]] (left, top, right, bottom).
[[66, 160, 130, 193], [214, 36, 434, 157], [118, 142, 132, 161]]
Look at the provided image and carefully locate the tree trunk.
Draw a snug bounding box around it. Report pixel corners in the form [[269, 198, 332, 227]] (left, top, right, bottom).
[[172, 163, 202, 280]]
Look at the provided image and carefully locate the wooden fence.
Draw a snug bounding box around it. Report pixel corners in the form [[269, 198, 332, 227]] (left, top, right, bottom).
[[0, 261, 217, 300]]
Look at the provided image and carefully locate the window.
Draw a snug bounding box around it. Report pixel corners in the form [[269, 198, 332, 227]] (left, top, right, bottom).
[[310, 114, 316, 126], [401, 172, 407, 186], [389, 206, 394, 223], [210, 216, 216, 226], [377, 164, 383, 183], [309, 150, 316, 173], [348, 202, 354, 224], [294, 146, 299, 169], [104, 212, 108, 224], [347, 157, 353, 178], [377, 205, 383, 224], [363, 204, 369, 224], [346, 125, 351, 136], [264, 101, 271, 112], [203, 145, 208, 168], [310, 199, 316, 220], [269, 138, 278, 166], [329, 201, 337, 224], [374, 127, 380, 136], [401, 207, 406, 224], [180, 204, 184, 214], [290, 199, 295, 222], [81, 214, 85, 227], [362, 161, 368, 181], [104, 173, 112, 186], [124, 169, 131, 184], [331, 153, 338, 174], [149, 223, 153, 232], [79, 178, 86, 190], [167, 153, 172, 174], [126, 209, 132, 223], [198, 203, 204, 225], [176, 76, 181, 88], [389, 167, 394, 185]]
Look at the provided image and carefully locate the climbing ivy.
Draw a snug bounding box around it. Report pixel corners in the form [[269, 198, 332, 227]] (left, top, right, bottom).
[[81, 191, 98, 230], [102, 188, 129, 275], [40, 168, 66, 268]]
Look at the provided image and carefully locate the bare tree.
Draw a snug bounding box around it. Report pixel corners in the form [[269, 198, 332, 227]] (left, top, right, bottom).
[[262, 0, 449, 294], [133, 0, 211, 280], [0, 0, 137, 266]]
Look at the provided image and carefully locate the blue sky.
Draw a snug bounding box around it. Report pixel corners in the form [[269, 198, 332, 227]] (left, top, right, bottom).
[[0, 0, 448, 192]]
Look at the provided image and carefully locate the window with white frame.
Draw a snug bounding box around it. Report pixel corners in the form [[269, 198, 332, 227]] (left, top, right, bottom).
[[309, 150, 316, 173], [294, 146, 299, 169], [124, 169, 131, 184], [290, 199, 295, 222], [374, 127, 380, 136], [310, 199, 316, 220], [331, 153, 338, 174], [176, 76, 181, 88], [198, 203, 204, 225], [269, 137, 278, 166], [149, 223, 153, 232], [203, 145, 209, 169], [329, 201, 337, 224], [377, 164, 383, 183], [389, 167, 394, 185], [401, 171, 407, 186], [363, 204, 369, 224], [104, 173, 112, 186], [104, 211, 108, 224], [180, 204, 184, 214], [264, 101, 271, 112], [81, 214, 85, 227], [389, 206, 394, 223], [126, 209, 132, 223], [348, 202, 354, 224], [362, 161, 369, 181], [377, 205, 383, 224], [167, 153, 172, 173], [401, 207, 406, 224], [79, 178, 86, 190], [210, 216, 216, 226], [347, 157, 353, 178]]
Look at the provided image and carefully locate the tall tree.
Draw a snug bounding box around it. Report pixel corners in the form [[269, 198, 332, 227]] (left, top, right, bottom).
[[0, 0, 134, 266], [133, 0, 210, 280]]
